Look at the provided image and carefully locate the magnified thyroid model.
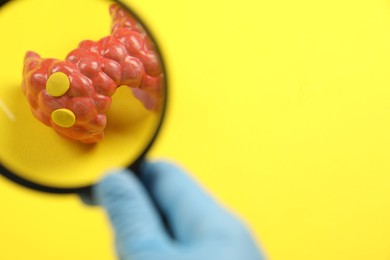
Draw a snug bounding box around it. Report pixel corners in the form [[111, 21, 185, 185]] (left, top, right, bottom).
[[21, 4, 164, 143]]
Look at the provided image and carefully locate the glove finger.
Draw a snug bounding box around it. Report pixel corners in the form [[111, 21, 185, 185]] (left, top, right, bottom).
[[140, 160, 235, 243], [94, 169, 169, 254]]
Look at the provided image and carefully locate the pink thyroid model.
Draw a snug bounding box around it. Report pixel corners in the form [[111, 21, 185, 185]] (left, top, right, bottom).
[[21, 4, 164, 144]]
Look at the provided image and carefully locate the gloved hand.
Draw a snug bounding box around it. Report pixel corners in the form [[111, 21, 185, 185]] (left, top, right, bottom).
[[93, 160, 265, 260]]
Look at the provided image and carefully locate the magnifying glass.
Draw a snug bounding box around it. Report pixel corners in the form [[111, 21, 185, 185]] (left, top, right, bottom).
[[0, 0, 167, 194]]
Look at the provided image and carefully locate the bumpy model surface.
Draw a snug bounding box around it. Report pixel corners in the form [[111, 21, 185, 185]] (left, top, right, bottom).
[[21, 4, 164, 143]]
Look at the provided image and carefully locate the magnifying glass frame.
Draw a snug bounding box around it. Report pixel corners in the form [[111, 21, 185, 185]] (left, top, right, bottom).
[[0, 0, 168, 194]]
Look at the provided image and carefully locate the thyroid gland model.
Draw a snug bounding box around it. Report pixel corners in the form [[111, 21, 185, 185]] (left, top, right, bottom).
[[21, 4, 164, 144]]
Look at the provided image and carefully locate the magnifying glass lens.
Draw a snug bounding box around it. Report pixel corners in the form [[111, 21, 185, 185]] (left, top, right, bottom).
[[0, 0, 166, 193]]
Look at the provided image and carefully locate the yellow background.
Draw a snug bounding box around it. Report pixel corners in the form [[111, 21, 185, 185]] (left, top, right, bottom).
[[1, 0, 390, 259]]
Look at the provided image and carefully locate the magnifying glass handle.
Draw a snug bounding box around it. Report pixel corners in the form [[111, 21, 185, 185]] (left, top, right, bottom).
[[77, 157, 145, 205], [77, 158, 173, 236]]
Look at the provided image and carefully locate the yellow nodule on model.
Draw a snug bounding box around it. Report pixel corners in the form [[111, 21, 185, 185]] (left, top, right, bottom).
[[46, 72, 70, 97], [51, 108, 76, 127]]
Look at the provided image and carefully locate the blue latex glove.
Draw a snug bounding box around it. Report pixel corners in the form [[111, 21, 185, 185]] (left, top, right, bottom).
[[93, 160, 265, 260]]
